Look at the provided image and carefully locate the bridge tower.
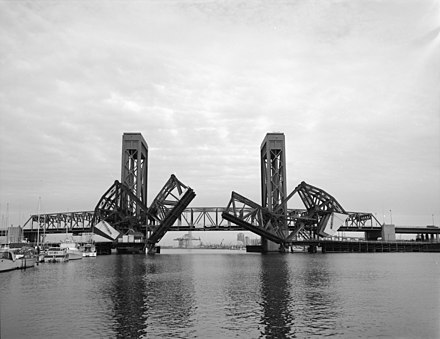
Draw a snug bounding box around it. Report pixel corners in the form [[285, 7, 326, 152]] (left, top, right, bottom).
[[121, 133, 148, 214], [260, 133, 288, 251]]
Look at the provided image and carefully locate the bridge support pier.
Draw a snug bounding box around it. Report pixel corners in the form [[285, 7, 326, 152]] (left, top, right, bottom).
[[382, 224, 396, 241], [308, 245, 317, 253], [145, 244, 160, 255], [261, 238, 289, 253], [365, 230, 381, 241]]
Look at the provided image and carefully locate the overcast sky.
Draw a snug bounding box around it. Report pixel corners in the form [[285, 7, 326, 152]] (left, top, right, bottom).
[[1, 0, 439, 240]]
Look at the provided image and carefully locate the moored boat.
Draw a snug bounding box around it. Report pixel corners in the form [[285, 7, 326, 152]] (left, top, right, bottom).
[[0, 249, 19, 272], [15, 247, 36, 268], [0, 249, 36, 272], [44, 247, 69, 263], [81, 243, 97, 257], [60, 241, 83, 260]]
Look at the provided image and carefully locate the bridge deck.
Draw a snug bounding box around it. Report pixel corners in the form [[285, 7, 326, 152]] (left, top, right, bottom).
[[22, 208, 439, 236]]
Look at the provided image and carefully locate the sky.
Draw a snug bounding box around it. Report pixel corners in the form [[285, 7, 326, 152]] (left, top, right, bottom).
[[0, 0, 439, 244]]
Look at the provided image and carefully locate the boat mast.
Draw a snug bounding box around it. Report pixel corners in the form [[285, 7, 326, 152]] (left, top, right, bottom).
[[43, 213, 46, 245], [37, 197, 40, 250]]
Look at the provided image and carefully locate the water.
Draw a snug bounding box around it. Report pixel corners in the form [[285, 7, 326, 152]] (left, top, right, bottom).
[[1, 250, 439, 338]]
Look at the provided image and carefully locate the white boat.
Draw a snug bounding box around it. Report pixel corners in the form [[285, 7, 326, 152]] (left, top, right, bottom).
[[0, 249, 36, 272], [81, 243, 97, 257], [15, 247, 37, 268], [59, 241, 83, 260], [60, 240, 83, 260], [0, 250, 19, 272], [44, 247, 69, 263]]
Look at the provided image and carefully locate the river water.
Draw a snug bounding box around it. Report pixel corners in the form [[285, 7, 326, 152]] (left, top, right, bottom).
[[0, 250, 439, 338]]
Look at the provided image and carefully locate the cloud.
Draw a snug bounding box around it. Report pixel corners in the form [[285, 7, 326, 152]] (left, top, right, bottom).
[[0, 0, 439, 228]]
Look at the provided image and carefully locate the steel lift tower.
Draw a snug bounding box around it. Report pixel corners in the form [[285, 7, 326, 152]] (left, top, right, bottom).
[[223, 132, 348, 252], [121, 133, 148, 212], [92, 133, 195, 254], [261, 133, 288, 251]]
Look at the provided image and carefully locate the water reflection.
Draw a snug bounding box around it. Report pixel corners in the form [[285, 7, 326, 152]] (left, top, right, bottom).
[[1, 252, 438, 338], [258, 254, 294, 338], [295, 255, 343, 337], [108, 254, 197, 338], [142, 255, 196, 338], [110, 255, 148, 338], [222, 255, 262, 334]]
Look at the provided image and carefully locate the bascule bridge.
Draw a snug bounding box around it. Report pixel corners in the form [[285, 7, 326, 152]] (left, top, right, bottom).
[[90, 133, 196, 254], [22, 132, 440, 253], [222, 132, 350, 252]]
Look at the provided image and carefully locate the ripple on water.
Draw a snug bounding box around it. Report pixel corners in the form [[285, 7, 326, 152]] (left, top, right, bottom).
[[1, 251, 439, 338]]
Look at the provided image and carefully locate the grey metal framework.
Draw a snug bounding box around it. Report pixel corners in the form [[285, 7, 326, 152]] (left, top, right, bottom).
[[260, 133, 288, 250], [24, 211, 94, 235], [91, 180, 149, 235], [344, 212, 382, 228], [121, 133, 148, 214], [223, 191, 292, 244], [222, 181, 351, 250], [22, 208, 438, 235], [90, 174, 195, 253], [278, 181, 347, 237], [20, 132, 439, 249], [261, 133, 287, 214], [145, 174, 196, 253]]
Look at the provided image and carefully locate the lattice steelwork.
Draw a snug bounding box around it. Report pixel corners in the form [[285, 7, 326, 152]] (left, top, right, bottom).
[[261, 133, 287, 214], [121, 133, 148, 214], [20, 132, 439, 249], [344, 212, 382, 228], [260, 133, 288, 250], [22, 208, 438, 235], [91, 180, 149, 235], [223, 181, 349, 250], [145, 174, 196, 253], [277, 181, 347, 238], [25, 211, 94, 234], [222, 191, 290, 244], [89, 174, 195, 253]]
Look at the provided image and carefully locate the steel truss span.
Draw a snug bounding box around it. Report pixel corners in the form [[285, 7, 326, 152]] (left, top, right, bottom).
[[145, 174, 196, 253], [22, 208, 436, 236], [222, 181, 367, 250], [20, 132, 439, 252], [23, 211, 95, 234], [91, 180, 149, 235], [90, 174, 195, 253]]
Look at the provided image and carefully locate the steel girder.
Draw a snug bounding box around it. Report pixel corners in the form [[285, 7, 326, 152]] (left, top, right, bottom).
[[23, 211, 94, 234], [91, 180, 149, 235], [277, 181, 345, 215], [23, 209, 375, 234], [261, 133, 287, 215], [121, 133, 148, 208], [275, 181, 347, 237], [145, 174, 196, 253], [344, 212, 382, 228], [222, 191, 288, 245], [223, 181, 348, 249], [91, 175, 195, 252]]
